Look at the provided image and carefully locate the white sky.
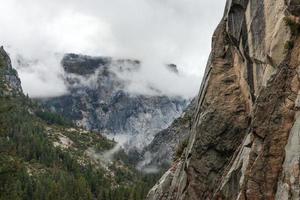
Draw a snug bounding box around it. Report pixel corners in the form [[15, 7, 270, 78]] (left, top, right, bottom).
[[0, 0, 226, 98]]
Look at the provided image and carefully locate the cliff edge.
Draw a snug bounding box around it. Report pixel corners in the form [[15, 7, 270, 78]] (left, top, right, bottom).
[[147, 0, 300, 199]]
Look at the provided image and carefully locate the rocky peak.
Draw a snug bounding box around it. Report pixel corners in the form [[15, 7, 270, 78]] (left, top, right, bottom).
[[166, 64, 179, 74], [40, 53, 189, 151], [0, 47, 159, 199], [0, 46, 22, 96], [62, 53, 141, 76], [138, 98, 196, 171], [62, 53, 112, 75]]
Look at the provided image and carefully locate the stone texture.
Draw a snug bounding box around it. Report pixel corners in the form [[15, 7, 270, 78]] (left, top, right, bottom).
[[0, 46, 22, 96], [39, 54, 188, 151], [147, 0, 300, 199], [139, 99, 196, 171]]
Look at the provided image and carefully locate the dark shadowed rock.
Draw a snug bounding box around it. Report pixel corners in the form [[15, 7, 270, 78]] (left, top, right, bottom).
[[62, 53, 112, 75], [166, 64, 179, 74]]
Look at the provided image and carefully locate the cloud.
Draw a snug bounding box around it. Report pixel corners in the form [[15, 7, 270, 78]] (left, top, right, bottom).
[[110, 59, 200, 98], [16, 55, 68, 98], [0, 0, 226, 98]]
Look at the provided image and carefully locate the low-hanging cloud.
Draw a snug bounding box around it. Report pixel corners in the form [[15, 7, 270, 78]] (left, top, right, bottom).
[[0, 0, 226, 98], [110, 59, 200, 98]]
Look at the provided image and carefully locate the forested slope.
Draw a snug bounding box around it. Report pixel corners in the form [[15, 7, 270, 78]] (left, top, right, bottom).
[[0, 46, 156, 200]]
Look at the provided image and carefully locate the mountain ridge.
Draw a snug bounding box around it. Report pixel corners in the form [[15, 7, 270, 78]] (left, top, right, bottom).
[[0, 46, 159, 200], [39, 53, 189, 152]]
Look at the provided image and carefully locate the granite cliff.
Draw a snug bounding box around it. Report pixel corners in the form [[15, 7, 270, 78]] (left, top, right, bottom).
[[39, 54, 188, 151], [147, 0, 300, 199], [139, 99, 196, 172], [0, 46, 162, 199], [0, 47, 22, 96]]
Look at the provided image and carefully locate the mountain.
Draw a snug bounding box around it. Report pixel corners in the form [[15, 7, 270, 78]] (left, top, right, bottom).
[[0, 46, 158, 200], [39, 53, 189, 151], [147, 0, 300, 199], [0, 47, 22, 96], [138, 99, 196, 172]]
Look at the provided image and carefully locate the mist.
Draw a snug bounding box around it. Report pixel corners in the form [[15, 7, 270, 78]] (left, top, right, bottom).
[[0, 0, 226, 98]]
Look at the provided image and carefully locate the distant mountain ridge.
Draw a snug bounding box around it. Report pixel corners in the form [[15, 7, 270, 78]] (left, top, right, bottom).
[[0, 46, 159, 199], [138, 98, 196, 172], [39, 53, 189, 151]]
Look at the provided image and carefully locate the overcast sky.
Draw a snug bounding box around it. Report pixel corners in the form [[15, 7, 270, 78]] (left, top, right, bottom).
[[0, 0, 226, 98]]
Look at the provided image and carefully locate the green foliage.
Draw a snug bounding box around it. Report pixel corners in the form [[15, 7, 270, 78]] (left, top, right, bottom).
[[0, 96, 99, 199], [0, 55, 6, 93], [0, 94, 159, 200], [61, 129, 114, 152], [94, 139, 114, 152], [36, 110, 73, 126], [0, 55, 4, 68], [10, 68, 18, 76], [0, 52, 159, 199], [284, 16, 300, 35]]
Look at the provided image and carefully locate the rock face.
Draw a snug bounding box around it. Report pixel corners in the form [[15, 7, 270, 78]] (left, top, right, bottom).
[[0, 46, 22, 96], [147, 0, 300, 199], [139, 99, 196, 171], [0, 47, 157, 199], [40, 54, 188, 150]]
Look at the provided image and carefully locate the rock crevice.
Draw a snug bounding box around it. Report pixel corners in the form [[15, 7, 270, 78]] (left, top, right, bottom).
[[147, 0, 300, 199]]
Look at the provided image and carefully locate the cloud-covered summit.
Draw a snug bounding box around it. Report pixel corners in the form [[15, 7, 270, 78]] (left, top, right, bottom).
[[0, 0, 225, 98]]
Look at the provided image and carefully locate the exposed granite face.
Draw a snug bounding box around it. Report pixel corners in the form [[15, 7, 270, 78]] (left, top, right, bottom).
[[62, 53, 141, 75], [40, 54, 189, 151], [147, 0, 300, 199], [62, 53, 112, 75], [139, 99, 196, 171], [0, 46, 22, 96]]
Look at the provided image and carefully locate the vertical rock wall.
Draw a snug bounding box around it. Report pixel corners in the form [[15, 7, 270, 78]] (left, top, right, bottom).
[[0, 46, 22, 96], [147, 0, 300, 199]]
